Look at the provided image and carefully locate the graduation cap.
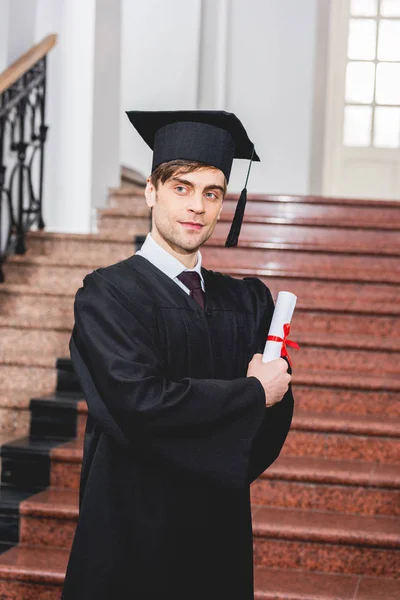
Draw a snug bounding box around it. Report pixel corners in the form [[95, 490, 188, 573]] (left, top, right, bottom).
[[125, 109, 260, 248]]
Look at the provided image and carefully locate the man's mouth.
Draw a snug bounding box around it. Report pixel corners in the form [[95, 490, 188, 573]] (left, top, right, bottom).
[[180, 222, 204, 230]]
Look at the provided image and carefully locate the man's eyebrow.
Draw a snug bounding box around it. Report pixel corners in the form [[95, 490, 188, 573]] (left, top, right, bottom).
[[170, 177, 224, 193], [203, 184, 225, 193], [170, 177, 194, 187]]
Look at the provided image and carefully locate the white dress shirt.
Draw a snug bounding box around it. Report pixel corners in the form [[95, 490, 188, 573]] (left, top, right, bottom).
[[135, 232, 205, 294]]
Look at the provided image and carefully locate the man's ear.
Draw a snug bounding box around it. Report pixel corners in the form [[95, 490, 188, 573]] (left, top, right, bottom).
[[145, 177, 156, 209]]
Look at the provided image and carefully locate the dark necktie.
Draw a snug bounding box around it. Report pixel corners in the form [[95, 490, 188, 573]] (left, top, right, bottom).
[[177, 271, 205, 309]]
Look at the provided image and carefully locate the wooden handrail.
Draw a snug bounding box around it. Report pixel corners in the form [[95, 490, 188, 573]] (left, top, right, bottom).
[[0, 34, 57, 95]]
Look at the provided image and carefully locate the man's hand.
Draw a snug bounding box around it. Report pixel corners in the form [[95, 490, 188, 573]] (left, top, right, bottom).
[[247, 354, 291, 408]]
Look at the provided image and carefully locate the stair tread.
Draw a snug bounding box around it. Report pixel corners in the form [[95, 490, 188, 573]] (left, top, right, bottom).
[[292, 368, 400, 391], [252, 506, 400, 547], [107, 189, 400, 208], [264, 455, 400, 488], [20, 487, 78, 518], [292, 410, 400, 437], [0, 544, 68, 583], [54, 355, 400, 391], [295, 331, 400, 351], [254, 567, 400, 600]]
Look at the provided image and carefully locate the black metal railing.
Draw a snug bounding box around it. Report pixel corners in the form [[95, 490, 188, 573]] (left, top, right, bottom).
[[0, 47, 51, 282]]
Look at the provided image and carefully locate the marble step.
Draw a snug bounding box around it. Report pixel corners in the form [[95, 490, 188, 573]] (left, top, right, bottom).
[[281, 426, 399, 464], [0, 365, 56, 395], [1, 546, 398, 599], [12, 455, 400, 550], [97, 210, 400, 255], [253, 566, 400, 600], [3, 287, 399, 336], [7, 237, 400, 284], [2, 257, 399, 309], [106, 190, 400, 230], [251, 455, 400, 517], [292, 385, 400, 417], [252, 505, 400, 579], [19, 488, 77, 550], [0, 329, 70, 367], [1, 328, 398, 374], [45, 413, 400, 491], [1, 286, 399, 342], [23, 232, 135, 265], [12, 456, 400, 553], [22, 226, 400, 267], [1, 260, 93, 295], [0, 544, 66, 598], [201, 245, 400, 284], [0, 289, 74, 330]]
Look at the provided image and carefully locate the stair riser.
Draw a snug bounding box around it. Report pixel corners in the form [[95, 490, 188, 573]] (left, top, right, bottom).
[[26, 238, 135, 264], [294, 386, 400, 417], [2, 264, 91, 295], [96, 217, 400, 254], [294, 311, 400, 338], [20, 516, 75, 550], [0, 580, 62, 600], [3, 333, 398, 373], [105, 197, 149, 214], [0, 330, 70, 367], [50, 461, 81, 490], [0, 366, 56, 394], [108, 194, 400, 228], [263, 277, 399, 315], [2, 295, 398, 336], [51, 435, 400, 493], [3, 263, 399, 308], [292, 347, 399, 376], [97, 216, 149, 236], [0, 409, 30, 438], [0, 295, 74, 330], [282, 430, 400, 464], [253, 537, 400, 579], [250, 479, 400, 517], [8, 244, 400, 285], [202, 247, 400, 284]]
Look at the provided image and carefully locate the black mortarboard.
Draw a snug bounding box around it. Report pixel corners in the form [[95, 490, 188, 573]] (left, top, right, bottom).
[[125, 109, 260, 247]]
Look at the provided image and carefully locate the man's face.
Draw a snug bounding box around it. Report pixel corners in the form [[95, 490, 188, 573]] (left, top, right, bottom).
[[144, 167, 225, 257]]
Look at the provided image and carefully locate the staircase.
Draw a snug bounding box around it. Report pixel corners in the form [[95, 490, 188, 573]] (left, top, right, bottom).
[[0, 184, 399, 599]]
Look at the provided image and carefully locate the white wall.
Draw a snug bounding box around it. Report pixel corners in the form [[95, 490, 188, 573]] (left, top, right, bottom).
[[91, 0, 122, 211], [120, 0, 202, 178], [0, 0, 10, 72], [7, 0, 37, 63], [227, 0, 318, 194], [121, 0, 320, 196], [2, 0, 325, 234]]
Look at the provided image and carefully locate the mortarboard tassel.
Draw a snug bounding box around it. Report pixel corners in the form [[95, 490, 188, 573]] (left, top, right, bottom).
[[225, 146, 255, 248]]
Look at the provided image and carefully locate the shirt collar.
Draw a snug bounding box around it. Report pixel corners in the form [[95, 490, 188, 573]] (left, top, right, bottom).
[[136, 232, 204, 283]]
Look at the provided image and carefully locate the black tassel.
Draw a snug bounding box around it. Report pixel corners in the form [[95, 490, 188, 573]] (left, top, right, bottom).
[[225, 144, 255, 248], [225, 187, 247, 248]]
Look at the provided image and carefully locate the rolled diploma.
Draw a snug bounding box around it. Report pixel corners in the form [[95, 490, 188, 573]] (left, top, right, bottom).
[[262, 291, 297, 363]]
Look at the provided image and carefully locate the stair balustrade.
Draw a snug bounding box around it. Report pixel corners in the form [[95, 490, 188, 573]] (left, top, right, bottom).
[[0, 34, 57, 282]]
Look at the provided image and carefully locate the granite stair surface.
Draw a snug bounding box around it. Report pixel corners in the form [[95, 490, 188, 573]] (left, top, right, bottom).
[[0, 187, 399, 599]]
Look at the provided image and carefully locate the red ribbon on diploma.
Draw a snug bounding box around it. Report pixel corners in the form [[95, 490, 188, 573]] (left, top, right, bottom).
[[267, 322, 300, 367]]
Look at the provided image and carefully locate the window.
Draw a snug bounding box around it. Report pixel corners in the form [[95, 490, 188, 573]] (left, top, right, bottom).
[[343, 0, 400, 147]]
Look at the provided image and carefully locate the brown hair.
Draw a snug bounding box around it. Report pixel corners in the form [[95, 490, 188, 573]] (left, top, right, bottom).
[[150, 159, 227, 196]]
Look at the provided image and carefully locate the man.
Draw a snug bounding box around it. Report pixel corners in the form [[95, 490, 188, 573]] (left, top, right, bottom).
[[61, 110, 294, 600]]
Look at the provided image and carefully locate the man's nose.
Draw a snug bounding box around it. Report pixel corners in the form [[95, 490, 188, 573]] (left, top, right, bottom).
[[187, 193, 205, 213]]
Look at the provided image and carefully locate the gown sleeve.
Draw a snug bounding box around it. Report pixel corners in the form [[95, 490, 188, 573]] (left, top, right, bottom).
[[243, 278, 294, 484], [69, 269, 268, 490]]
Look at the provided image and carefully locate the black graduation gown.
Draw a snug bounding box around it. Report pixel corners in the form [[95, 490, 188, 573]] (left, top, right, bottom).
[[61, 254, 294, 600]]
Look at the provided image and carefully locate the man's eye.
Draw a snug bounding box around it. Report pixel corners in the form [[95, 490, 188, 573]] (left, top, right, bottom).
[[206, 192, 217, 199], [176, 186, 186, 193]]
